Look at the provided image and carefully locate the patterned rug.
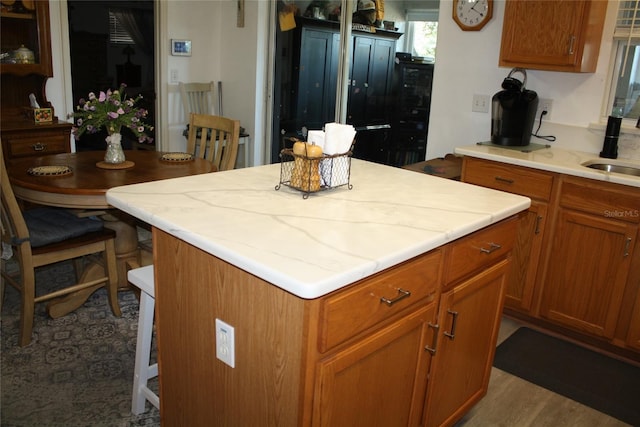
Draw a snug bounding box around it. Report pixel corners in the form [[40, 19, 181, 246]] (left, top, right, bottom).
[[1, 260, 160, 427]]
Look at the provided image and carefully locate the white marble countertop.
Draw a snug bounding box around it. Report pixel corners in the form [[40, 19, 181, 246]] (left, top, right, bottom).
[[106, 160, 530, 299], [455, 144, 640, 188]]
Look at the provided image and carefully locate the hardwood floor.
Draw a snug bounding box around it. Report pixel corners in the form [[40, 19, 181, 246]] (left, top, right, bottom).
[[455, 317, 631, 427]]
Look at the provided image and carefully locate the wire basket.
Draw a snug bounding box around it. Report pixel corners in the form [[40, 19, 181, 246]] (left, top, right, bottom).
[[275, 148, 353, 199]]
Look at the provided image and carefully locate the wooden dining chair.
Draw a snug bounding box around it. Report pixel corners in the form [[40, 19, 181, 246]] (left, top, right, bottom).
[[179, 81, 216, 117], [0, 145, 121, 346], [186, 113, 241, 171]]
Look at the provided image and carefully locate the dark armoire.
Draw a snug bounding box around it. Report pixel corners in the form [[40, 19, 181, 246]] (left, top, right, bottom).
[[273, 16, 402, 165]]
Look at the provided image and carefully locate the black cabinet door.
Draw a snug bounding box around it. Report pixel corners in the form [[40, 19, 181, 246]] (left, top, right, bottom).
[[296, 28, 339, 131], [348, 36, 395, 126]]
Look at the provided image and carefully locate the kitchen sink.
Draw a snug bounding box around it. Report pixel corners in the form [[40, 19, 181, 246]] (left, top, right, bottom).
[[581, 160, 640, 177]]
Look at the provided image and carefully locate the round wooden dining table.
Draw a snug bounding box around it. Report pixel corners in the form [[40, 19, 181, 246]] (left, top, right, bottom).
[[7, 150, 214, 316], [8, 150, 214, 209]]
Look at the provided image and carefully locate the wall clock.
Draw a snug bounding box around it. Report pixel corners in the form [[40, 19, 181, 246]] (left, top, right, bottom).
[[453, 0, 493, 31]]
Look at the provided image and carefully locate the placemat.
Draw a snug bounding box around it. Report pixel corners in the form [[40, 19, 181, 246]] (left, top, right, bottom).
[[27, 165, 73, 177], [95, 160, 135, 170]]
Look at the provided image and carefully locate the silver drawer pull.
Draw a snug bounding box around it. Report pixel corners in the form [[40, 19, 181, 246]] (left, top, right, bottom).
[[32, 143, 47, 151], [494, 176, 514, 184], [425, 322, 439, 355], [444, 310, 459, 339], [480, 242, 502, 254], [380, 288, 411, 306], [624, 237, 632, 257]]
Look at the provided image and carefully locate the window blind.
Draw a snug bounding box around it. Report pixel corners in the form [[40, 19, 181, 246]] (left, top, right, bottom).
[[109, 11, 134, 44], [405, 9, 439, 22], [616, 1, 640, 76]]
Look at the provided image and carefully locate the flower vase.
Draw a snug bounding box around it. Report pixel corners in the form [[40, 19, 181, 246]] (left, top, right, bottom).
[[104, 133, 125, 164]]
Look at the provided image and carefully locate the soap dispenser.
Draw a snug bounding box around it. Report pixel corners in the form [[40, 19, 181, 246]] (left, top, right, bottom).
[[600, 108, 622, 159]]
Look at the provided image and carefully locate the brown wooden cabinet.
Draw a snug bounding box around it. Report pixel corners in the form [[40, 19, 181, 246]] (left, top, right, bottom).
[[1, 0, 71, 162], [499, 0, 607, 72], [461, 156, 640, 362], [423, 259, 510, 427], [461, 157, 554, 314], [539, 177, 639, 339], [152, 217, 517, 426], [313, 303, 437, 427]]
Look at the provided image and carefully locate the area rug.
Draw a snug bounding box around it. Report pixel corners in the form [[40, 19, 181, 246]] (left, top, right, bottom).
[[493, 327, 640, 426], [1, 260, 160, 427]]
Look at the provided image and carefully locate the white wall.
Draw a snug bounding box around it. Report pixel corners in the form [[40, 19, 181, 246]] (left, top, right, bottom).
[[427, 0, 640, 161], [44, 0, 640, 164], [163, 0, 222, 152]]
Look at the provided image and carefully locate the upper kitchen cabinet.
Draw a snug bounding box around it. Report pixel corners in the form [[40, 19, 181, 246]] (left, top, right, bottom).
[[499, 0, 607, 72]]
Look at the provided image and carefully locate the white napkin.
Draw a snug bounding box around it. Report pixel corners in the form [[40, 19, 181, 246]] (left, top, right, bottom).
[[307, 130, 325, 151], [323, 122, 356, 155]]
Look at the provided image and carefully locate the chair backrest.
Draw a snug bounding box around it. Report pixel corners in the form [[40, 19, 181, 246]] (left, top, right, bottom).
[[179, 81, 216, 118], [0, 143, 31, 259], [186, 113, 241, 171]]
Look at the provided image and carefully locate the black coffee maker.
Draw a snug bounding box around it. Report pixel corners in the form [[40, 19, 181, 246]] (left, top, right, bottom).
[[491, 68, 539, 146]]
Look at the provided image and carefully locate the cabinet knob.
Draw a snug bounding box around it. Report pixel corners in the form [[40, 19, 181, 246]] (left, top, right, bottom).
[[32, 143, 47, 151]]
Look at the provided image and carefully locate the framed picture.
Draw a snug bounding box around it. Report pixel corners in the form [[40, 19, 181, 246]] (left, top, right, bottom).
[[171, 39, 192, 56]]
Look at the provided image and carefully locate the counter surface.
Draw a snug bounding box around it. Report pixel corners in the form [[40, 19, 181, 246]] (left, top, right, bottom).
[[455, 144, 640, 188], [106, 160, 530, 299]]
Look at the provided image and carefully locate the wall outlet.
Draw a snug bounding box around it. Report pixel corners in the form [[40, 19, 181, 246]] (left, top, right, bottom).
[[536, 98, 553, 121], [472, 94, 490, 113], [215, 318, 235, 368]]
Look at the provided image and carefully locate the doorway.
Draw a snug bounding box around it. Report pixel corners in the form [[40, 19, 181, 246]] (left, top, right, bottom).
[[67, 1, 155, 151]]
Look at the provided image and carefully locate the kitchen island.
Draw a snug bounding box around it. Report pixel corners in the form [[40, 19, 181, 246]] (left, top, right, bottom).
[[107, 159, 530, 426]]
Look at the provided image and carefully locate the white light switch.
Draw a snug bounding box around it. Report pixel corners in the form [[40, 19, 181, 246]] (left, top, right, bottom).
[[170, 69, 179, 84]]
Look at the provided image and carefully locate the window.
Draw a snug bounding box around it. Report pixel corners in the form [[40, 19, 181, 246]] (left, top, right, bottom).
[[609, 1, 640, 121], [109, 11, 134, 44], [405, 10, 439, 61]]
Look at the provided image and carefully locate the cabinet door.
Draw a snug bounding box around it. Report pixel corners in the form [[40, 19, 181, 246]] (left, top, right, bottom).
[[499, 0, 606, 72], [540, 209, 636, 338], [422, 259, 508, 427], [313, 303, 437, 427], [504, 202, 547, 313], [348, 36, 395, 125], [297, 28, 338, 130], [348, 36, 374, 125]]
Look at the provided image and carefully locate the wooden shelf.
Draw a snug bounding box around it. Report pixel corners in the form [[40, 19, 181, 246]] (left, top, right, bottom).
[[1, 11, 35, 19]]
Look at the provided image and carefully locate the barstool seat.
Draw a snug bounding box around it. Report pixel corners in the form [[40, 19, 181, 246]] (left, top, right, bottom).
[[128, 265, 159, 414]]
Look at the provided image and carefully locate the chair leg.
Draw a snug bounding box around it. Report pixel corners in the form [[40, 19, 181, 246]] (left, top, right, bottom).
[[19, 267, 36, 347], [104, 240, 121, 317], [132, 290, 157, 414]]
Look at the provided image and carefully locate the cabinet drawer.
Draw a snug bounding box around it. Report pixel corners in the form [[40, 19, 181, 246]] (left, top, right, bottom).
[[319, 250, 442, 352], [560, 177, 640, 224], [443, 217, 517, 286], [5, 134, 69, 158], [463, 157, 554, 201]]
